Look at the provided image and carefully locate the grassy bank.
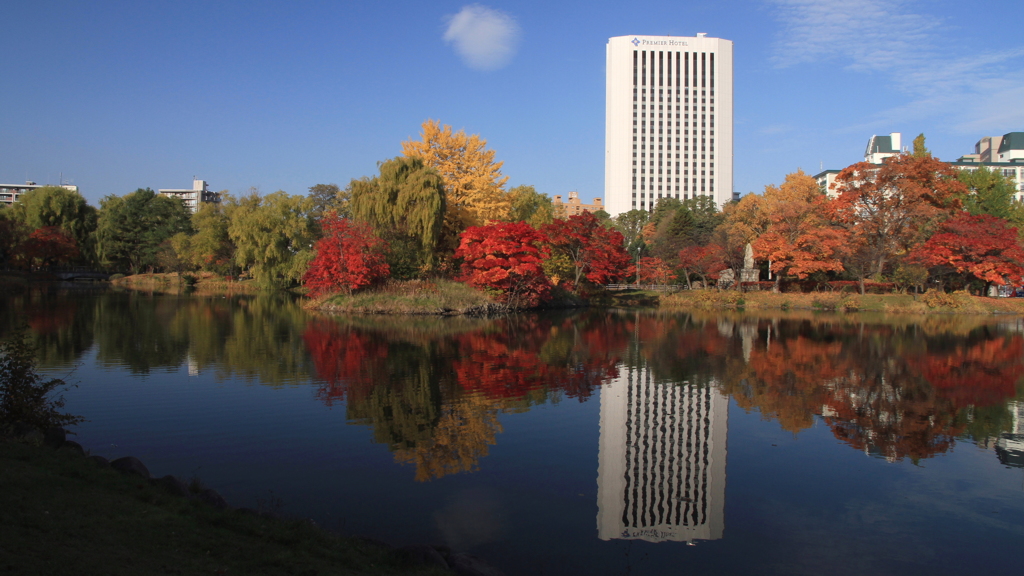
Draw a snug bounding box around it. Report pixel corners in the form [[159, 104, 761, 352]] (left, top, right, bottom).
[[661, 289, 1024, 315], [0, 439, 447, 576], [111, 272, 262, 294], [316, 280, 500, 315]]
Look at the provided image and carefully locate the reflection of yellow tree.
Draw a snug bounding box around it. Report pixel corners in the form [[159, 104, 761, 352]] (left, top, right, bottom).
[[393, 394, 504, 482]]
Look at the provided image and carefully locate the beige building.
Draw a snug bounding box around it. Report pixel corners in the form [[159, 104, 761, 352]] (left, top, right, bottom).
[[0, 181, 79, 206], [553, 191, 604, 217], [159, 178, 221, 213]]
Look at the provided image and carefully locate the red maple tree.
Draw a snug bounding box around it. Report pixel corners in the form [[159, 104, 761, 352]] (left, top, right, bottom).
[[455, 221, 552, 308], [829, 154, 965, 283], [541, 212, 631, 287], [636, 256, 677, 285], [677, 244, 728, 289], [303, 213, 390, 297], [22, 226, 80, 267], [908, 214, 1024, 286]]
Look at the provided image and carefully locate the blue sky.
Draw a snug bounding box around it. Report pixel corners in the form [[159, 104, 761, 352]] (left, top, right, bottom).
[[2, 0, 1022, 210]]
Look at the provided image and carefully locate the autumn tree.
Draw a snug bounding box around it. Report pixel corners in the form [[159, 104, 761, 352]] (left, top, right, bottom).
[[541, 212, 631, 288], [753, 170, 847, 288], [402, 119, 510, 232], [912, 133, 930, 158], [677, 244, 728, 289], [455, 221, 551, 308], [304, 213, 390, 296], [715, 192, 771, 272], [96, 188, 193, 274], [829, 154, 966, 284], [507, 185, 555, 227], [226, 189, 317, 288], [22, 226, 80, 267], [636, 256, 676, 285], [908, 214, 1024, 290], [348, 156, 446, 277], [10, 185, 98, 263]]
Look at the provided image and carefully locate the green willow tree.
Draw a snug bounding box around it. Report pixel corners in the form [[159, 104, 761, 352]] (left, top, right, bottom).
[[349, 156, 447, 278], [9, 186, 98, 263], [173, 200, 235, 274], [227, 189, 317, 288], [96, 188, 192, 274]]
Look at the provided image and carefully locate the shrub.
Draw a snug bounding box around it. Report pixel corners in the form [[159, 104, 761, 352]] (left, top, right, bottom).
[[1, 329, 83, 432], [921, 290, 966, 309], [108, 273, 124, 281]]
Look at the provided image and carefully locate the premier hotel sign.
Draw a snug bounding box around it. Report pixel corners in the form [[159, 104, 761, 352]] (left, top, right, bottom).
[[631, 37, 690, 47]]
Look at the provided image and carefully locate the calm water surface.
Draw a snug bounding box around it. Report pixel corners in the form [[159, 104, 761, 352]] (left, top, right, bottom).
[[3, 287, 1023, 575]]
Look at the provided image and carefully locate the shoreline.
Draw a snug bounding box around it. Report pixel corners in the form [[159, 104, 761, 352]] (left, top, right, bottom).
[[11, 271, 1024, 317], [1, 427, 503, 576]]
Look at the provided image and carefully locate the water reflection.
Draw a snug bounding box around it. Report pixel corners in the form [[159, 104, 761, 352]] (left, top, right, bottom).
[[302, 313, 626, 481], [711, 318, 1024, 463], [597, 365, 727, 543], [4, 289, 1024, 476]]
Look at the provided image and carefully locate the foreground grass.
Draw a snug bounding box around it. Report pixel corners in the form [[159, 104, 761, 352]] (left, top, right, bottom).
[[661, 289, 1024, 315], [317, 280, 498, 314], [0, 440, 446, 576]]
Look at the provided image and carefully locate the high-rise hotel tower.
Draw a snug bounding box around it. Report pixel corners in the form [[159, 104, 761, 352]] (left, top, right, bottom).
[[605, 35, 734, 215]]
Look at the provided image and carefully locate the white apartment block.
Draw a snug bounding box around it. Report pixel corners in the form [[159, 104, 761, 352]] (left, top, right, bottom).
[[816, 131, 1024, 201], [605, 34, 734, 216], [864, 132, 903, 164], [158, 178, 220, 213], [0, 181, 79, 206]]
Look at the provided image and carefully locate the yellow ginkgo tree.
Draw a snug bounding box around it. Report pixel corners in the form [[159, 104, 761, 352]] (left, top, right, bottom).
[[402, 119, 511, 232]]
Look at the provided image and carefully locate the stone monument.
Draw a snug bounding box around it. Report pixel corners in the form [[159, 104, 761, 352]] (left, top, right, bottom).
[[740, 243, 758, 283]]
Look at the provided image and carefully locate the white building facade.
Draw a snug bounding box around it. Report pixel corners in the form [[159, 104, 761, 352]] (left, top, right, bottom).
[[0, 181, 79, 206], [158, 178, 220, 213], [605, 34, 734, 216]]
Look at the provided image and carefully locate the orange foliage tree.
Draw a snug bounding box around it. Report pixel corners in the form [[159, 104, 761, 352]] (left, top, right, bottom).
[[829, 154, 965, 285], [455, 221, 552, 308], [677, 244, 727, 289], [303, 213, 390, 297], [752, 171, 847, 287], [636, 256, 676, 285]]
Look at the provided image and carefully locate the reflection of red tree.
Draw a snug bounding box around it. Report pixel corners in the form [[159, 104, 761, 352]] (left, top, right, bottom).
[[906, 337, 1024, 408], [27, 301, 77, 334], [451, 318, 623, 401], [726, 335, 845, 433], [302, 320, 389, 406], [717, 323, 1020, 462]]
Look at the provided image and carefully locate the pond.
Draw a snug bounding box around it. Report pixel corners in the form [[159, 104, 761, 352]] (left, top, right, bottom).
[[3, 287, 1023, 575]]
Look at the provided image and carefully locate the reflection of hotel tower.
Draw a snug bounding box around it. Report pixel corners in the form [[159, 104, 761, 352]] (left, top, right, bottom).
[[597, 364, 728, 543]]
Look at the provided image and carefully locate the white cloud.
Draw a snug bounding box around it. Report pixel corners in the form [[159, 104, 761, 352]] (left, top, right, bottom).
[[767, 0, 1024, 133], [443, 5, 521, 71]]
